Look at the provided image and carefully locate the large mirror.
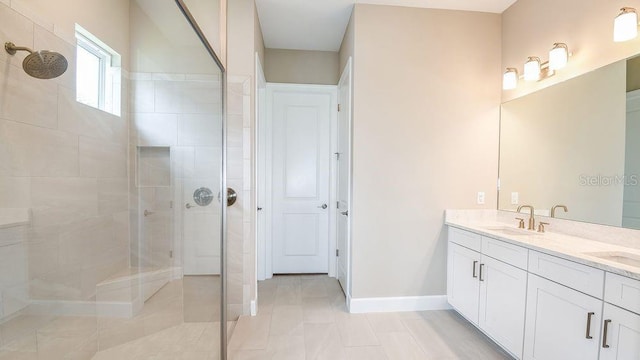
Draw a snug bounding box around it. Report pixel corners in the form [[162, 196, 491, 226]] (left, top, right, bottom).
[[499, 57, 640, 229]]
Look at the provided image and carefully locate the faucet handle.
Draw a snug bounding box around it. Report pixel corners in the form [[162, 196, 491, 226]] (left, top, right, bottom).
[[515, 217, 525, 229], [538, 222, 549, 233]]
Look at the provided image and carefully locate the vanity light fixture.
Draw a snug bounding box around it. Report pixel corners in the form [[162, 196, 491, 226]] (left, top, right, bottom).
[[503, 43, 571, 90], [502, 68, 518, 90], [524, 56, 541, 81], [614, 7, 638, 42], [549, 43, 569, 70]]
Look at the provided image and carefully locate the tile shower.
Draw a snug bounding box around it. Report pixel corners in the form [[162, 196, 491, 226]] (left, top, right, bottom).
[[0, 0, 242, 358]]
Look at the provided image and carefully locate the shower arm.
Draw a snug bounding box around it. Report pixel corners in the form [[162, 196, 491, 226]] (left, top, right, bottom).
[[4, 42, 34, 55]]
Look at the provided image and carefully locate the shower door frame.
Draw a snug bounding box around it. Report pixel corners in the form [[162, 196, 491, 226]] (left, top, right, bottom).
[[174, 1, 228, 359]]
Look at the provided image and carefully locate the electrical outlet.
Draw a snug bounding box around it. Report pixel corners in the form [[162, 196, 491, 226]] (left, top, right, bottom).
[[511, 192, 519, 205], [477, 192, 485, 205]]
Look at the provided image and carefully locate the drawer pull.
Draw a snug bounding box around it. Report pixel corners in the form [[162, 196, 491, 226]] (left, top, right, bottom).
[[472, 261, 478, 278], [602, 319, 611, 348], [586, 312, 595, 339], [479, 263, 485, 281]]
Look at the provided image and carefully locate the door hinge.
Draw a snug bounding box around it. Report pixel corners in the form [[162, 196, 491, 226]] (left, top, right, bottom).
[[169, 250, 173, 258], [336, 201, 340, 209], [338, 104, 341, 112], [335, 152, 341, 160], [170, 201, 173, 209], [336, 249, 339, 257]]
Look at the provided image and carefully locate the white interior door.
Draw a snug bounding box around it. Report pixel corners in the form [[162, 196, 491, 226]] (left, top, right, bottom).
[[270, 85, 334, 274], [336, 58, 352, 293]]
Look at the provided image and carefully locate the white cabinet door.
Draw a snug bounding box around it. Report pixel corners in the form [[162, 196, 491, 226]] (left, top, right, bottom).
[[523, 274, 602, 360], [447, 242, 481, 325], [479, 255, 527, 359], [599, 303, 640, 360]]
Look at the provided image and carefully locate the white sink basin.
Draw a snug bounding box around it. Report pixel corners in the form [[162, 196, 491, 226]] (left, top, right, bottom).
[[482, 226, 536, 236], [584, 251, 640, 268]]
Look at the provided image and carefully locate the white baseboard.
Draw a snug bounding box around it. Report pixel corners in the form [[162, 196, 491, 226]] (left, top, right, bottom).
[[348, 295, 451, 314], [250, 300, 257, 316]]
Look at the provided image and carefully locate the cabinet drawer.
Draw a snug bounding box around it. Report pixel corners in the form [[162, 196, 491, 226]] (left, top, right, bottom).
[[448, 227, 481, 252], [528, 251, 604, 299], [481, 236, 528, 270], [604, 272, 640, 314]]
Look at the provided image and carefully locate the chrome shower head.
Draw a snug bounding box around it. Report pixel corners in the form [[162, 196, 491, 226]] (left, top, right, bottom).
[[4, 42, 68, 79]]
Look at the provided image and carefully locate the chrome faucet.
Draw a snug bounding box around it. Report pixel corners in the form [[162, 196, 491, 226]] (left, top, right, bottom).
[[517, 205, 535, 230], [551, 205, 568, 218]]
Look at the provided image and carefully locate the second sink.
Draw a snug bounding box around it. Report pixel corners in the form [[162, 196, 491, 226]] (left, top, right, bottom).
[[584, 251, 640, 268]]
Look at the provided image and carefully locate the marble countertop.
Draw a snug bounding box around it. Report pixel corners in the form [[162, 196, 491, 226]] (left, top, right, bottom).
[[446, 218, 640, 281]]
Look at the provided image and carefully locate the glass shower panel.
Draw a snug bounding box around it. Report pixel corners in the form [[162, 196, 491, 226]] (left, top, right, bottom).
[[0, 0, 226, 359]]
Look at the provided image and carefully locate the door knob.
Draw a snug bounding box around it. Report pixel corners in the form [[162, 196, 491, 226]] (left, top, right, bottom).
[[341, 210, 348, 216], [318, 204, 328, 209], [144, 210, 154, 217], [185, 203, 193, 209], [217, 188, 238, 207]]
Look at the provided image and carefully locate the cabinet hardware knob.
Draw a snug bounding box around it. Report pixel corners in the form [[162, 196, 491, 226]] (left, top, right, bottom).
[[586, 312, 595, 339]]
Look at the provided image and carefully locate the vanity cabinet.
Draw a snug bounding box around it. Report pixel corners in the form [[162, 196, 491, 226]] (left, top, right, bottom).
[[447, 229, 527, 358], [447, 241, 481, 324], [448, 225, 640, 360], [599, 303, 640, 360], [600, 273, 640, 360], [523, 274, 602, 360], [479, 255, 527, 358]]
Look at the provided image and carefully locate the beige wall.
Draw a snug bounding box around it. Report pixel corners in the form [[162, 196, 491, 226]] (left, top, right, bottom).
[[627, 56, 640, 92], [348, 4, 501, 298], [17, 0, 130, 64], [255, 8, 265, 66], [339, 10, 355, 74], [264, 49, 340, 84], [129, 1, 215, 74], [502, 0, 640, 102], [500, 61, 626, 226]]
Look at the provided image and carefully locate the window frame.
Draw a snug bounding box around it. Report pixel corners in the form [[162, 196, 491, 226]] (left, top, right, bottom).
[[75, 24, 121, 116]]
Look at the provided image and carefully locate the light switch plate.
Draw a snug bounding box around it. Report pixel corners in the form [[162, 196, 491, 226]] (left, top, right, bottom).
[[477, 192, 485, 205], [511, 192, 519, 205]]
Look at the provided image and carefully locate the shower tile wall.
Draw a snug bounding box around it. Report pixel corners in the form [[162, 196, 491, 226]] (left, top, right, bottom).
[[0, 1, 130, 314], [227, 75, 253, 319], [130, 73, 223, 275]]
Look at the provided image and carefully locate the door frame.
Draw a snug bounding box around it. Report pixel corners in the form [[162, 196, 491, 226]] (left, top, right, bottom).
[[257, 83, 338, 279], [336, 57, 353, 300]]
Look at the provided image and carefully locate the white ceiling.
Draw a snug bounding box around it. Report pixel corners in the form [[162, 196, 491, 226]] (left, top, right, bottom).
[[255, 0, 518, 52]]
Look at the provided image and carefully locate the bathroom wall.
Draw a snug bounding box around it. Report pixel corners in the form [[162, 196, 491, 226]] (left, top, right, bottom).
[[264, 49, 340, 84], [343, 4, 502, 299], [339, 10, 355, 74], [12, 0, 130, 63], [0, 0, 130, 306], [227, 0, 265, 317], [502, 0, 640, 102]]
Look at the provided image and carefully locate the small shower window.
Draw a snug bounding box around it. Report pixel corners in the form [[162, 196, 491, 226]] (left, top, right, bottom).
[[75, 24, 121, 116]]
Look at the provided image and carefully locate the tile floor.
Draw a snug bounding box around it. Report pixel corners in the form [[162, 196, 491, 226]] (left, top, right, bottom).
[[5, 274, 513, 359], [228, 275, 513, 359]]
